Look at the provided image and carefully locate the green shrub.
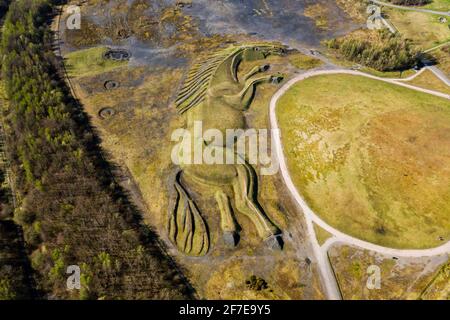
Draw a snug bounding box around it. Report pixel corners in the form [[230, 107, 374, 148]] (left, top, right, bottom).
[[327, 29, 420, 71]]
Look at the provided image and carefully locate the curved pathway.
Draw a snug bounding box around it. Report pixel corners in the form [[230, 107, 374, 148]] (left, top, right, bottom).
[[270, 69, 450, 299], [395, 65, 450, 86], [372, 0, 450, 16]]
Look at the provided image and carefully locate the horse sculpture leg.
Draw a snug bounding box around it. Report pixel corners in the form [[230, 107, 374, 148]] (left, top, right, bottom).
[[215, 190, 239, 247], [242, 64, 270, 81], [232, 163, 283, 250]]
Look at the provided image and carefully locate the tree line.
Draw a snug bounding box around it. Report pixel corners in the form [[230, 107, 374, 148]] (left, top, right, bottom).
[[388, 0, 431, 6], [1, 0, 193, 299]]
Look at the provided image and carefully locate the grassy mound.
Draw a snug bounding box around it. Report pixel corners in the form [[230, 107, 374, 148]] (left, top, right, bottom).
[[64, 47, 128, 78]]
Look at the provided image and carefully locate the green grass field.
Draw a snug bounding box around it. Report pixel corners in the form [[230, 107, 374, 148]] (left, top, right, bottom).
[[64, 47, 128, 78], [277, 74, 450, 249], [423, 0, 450, 11]]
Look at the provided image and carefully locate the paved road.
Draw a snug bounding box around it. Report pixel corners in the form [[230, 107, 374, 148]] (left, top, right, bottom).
[[270, 69, 450, 299], [372, 0, 450, 16]]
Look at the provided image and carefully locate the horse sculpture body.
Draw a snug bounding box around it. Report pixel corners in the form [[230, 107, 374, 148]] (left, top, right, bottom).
[[169, 43, 286, 256]]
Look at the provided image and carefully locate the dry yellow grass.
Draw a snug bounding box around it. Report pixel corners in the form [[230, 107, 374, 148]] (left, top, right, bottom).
[[304, 4, 331, 29], [313, 223, 333, 246], [328, 245, 447, 300], [335, 0, 367, 23], [288, 53, 324, 70], [385, 8, 450, 50], [420, 259, 450, 300]]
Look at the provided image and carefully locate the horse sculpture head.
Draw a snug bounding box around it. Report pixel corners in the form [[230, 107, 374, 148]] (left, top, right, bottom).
[[175, 42, 287, 114], [241, 43, 287, 61]]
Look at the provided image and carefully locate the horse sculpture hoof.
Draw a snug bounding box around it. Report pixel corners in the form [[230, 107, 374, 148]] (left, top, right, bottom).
[[223, 231, 240, 247], [265, 234, 284, 251]]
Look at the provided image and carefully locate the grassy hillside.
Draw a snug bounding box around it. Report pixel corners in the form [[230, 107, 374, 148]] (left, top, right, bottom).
[[277, 74, 450, 249]]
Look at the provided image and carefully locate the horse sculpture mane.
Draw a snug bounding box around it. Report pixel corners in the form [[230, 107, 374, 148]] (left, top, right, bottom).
[[175, 45, 242, 114]]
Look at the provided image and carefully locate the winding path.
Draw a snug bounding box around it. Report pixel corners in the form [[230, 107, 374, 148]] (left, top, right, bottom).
[[270, 69, 450, 299], [394, 65, 450, 86], [371, 0, 450, 16]]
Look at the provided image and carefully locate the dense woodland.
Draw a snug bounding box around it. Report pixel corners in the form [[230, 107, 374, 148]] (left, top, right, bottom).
[[0, 0, 192, 299], [0, 1, 10, 15], [327, 29, 421, 71], [388, 0, 432, 6], [0, 0, 34, 301]]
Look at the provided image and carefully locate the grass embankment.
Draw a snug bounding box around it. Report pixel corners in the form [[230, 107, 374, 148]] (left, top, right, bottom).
[[64, 47, 128, 78], [0, 0, 192, 299], [277, 74, 450, 249]]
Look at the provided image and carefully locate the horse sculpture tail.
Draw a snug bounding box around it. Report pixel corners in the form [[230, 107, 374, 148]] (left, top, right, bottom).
[[168, 171, 210, 256]]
